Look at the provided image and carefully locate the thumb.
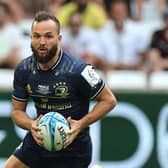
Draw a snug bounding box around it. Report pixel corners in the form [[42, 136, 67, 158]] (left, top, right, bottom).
[[36, 115, 43, 127], [66, 117, 73, 133], [37, 115, 43, 121], [67, 116, 72, 123], [67, 116, 73, 128]]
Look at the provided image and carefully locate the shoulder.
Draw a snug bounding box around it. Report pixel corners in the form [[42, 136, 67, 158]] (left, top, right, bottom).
[[61, 51, 87, 73], [59, 2, 76, 10], [15, 56, 35, 74], [63, 52, 102, 87], [56, 2, 76, 18], [13, 56, 35, 87], [87, 2, 105, 12]]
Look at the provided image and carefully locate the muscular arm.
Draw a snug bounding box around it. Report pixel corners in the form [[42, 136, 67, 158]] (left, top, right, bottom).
[[65, 84, 117, 148], [12, 99, 43, 145], [79, 84, 117, 130], [12, 99, 33, 131]]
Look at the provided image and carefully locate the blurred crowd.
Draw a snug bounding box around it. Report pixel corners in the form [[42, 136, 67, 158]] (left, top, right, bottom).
[[1, 0, 168, 75]]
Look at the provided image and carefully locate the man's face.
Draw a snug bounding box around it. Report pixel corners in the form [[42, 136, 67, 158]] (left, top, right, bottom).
[[31, 20, 61, 63], [110, 2, 128, 23], [69, 13, 82, 35]]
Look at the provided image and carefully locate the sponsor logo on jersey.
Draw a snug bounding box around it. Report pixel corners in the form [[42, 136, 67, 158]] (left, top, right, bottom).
[[36, 85, 51, 95], [81, 65, 101, 87]]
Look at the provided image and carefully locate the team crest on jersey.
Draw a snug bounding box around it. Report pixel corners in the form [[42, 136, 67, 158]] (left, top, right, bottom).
[[53, 82, 69, 98], [36, 85, 51, 95]]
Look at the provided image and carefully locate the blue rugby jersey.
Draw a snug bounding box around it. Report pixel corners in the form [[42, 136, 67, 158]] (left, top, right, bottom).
[[13, 50, 105, 158], [13, 50, 105, 120]]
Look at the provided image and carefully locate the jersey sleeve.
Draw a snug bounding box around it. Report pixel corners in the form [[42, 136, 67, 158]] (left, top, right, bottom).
[[12, 65, 28, 102], [76, 65, 105, 99]]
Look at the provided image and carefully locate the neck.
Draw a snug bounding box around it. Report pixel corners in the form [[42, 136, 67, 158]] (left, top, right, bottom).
[[114, 21, 124, 33], [38, 46, 61, 71]]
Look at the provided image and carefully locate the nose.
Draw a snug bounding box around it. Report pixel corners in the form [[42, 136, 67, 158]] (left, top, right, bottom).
[[39, 36, 46, 44]]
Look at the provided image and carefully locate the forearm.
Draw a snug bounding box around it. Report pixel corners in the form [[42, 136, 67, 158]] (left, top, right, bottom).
[[79, 93, 116, 130], [12, 110, 34, 131]]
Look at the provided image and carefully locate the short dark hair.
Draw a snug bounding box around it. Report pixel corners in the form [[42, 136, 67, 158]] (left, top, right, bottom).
[[32, 11, 60, 34]]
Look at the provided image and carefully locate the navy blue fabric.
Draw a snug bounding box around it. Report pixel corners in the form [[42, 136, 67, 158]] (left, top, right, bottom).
[[14, 133, 92, 168]]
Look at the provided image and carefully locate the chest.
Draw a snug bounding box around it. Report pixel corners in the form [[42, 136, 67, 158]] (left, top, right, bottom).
[[26, 70, 73, 99]]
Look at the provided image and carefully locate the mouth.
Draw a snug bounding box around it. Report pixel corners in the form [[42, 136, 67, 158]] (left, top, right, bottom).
[[38, 48, 48, 55]]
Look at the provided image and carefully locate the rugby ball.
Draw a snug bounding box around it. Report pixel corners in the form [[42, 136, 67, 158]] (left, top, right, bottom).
[[38, 112, 70, 151]]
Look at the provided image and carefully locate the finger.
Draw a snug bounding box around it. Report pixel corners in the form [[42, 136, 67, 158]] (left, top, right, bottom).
[[36, 115, 43, 123], [37, 115, 43, 120], [36, 132, 43, 140], [35, 137, 43, 146], [66, 129, 73, 136], [67, 117, 74, 129], [32, 125, 41, 131], [67, 116, 71, 123], [31, 129, 43, 140], [33, 133, 43, 145], [64, 139, 71, 149]]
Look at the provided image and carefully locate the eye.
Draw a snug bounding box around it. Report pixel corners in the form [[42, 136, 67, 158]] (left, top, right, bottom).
[[45, 34, 53, 39], [33, 34, 40, 39]]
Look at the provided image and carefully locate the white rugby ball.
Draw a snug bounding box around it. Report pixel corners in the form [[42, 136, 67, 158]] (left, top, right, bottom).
[[38, 112, 70, 151]]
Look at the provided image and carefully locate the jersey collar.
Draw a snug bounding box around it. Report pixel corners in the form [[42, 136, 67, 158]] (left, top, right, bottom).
[[36, 49, 63, 71]]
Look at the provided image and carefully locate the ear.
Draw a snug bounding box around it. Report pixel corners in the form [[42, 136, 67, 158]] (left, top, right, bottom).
[[58, 34, 62, 41]]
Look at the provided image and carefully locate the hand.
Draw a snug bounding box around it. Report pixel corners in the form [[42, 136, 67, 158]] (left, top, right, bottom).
[[64, 117, 82, 149], [30, 115, 43, 146]]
